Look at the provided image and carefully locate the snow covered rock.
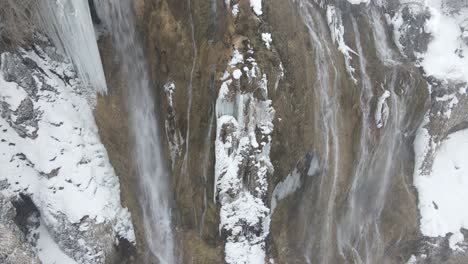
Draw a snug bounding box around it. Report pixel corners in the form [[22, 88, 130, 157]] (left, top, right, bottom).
[[215, 44, 275, 263], [0, 40, 134, 264], [0, 194, 40, 264]]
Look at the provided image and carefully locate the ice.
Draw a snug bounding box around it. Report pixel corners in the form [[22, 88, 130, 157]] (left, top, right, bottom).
[[271, 169, 301, 212], [37, 0, 107, 94], [375, 90, 390, 128], [326, 5, 357, 83]]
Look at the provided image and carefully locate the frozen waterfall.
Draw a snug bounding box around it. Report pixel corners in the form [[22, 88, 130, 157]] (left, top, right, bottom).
[[37, 0, 107, 93]]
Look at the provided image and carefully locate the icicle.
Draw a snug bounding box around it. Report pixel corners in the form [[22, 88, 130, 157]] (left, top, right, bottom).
[[37, 0, 107, 94]]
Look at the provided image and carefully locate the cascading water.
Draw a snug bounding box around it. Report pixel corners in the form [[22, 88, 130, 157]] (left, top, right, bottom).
[[296, 1, 342, 262], [95, 1, 175, 263], [293, 1, 415, 263]]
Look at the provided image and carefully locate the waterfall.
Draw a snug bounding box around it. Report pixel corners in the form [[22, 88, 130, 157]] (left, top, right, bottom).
[[296, 1, 342, 262], [95, 1, 175, 263], [293, 1, 413, 263]]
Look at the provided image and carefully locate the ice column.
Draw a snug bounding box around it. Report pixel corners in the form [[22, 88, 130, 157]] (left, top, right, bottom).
[[37, 0, 107, 93]]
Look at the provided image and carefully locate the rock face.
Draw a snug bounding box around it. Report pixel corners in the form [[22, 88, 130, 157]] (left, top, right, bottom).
[[130, 0, 468, 263], [2, 0, 468, 263], [0, 194, 40, 264]]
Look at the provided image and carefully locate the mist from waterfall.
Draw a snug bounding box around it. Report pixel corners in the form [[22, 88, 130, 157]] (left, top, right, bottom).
[[95, 0, 175, 263]]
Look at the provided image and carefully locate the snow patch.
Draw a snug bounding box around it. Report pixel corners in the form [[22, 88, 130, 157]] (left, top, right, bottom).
[[233, 69, 243, 79], [164, 82, 175, 107], [406, 255, 417, 264], [414, 128, 468, 240], [449, 232, 465, 251], [419, 3, 468, 83], [250, 0, 263, 16], [261, 33, 272, 50], [232, 4, 240, 17]]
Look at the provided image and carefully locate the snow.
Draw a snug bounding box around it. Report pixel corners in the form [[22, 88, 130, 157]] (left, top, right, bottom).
[[414, 128, 468, 242], [229, 50, 244, 66], [410, 2, 468, 246], [233, 69, 243, 79], [392, 0, 468, 83], [406, 255, 417, 264], [0, 70, 28, 110], [449, 232, 465, 251], [37, 0, 107, 93], [164, 82, 175, 107], [419, 1, 468, 83], [413, 113, 432, 176], [0, 47, 134, 262], [250, 0, 263, 16], [375, 90, 390, 128], [435, 93, 459, 119], [35, 221, 77, 264], [215, 49, 274, 264], [261, 33, 272, 50], [232, 4, 240, 17]]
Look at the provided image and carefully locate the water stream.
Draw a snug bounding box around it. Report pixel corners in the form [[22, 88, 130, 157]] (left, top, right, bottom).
[[296, 1, 341, 262], [95, 1, 175, 263], [295, 1, 411, 263]]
